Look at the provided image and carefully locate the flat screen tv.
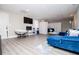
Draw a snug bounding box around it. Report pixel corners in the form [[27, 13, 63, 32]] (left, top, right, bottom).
[[24, 17, 33, 24], [26, 26, 32, 30]]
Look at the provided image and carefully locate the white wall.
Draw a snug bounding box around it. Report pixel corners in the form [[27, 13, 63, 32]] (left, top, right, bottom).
[[0, 10, 62, 39], [48, 22, 61, 32], [33, 19, 39, 34], [0, 11, 9, 39], [8, 13, 40, 37], [0, 10, 40, 39], [33, 19, 39, 28], [39, 21, 48, 34], [8, 13, 25, 38]]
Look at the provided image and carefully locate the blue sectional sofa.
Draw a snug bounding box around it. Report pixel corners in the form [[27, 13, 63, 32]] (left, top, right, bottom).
[[47, 36, 79, 53]]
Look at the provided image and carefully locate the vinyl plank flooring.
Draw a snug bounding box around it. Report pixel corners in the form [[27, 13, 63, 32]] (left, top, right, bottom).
[[2, 35, 76, 55]]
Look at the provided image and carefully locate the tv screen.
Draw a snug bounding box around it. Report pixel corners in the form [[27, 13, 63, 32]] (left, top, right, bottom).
[[26, 26, 32, 30], [24, 17, 33, 24]]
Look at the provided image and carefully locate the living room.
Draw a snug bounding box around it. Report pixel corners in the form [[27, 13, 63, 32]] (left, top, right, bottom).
[[0, 4, 79, 55]]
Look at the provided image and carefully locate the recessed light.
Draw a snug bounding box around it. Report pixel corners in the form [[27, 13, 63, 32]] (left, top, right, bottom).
[[26, 9, 30, 12], [21, 9, 30, 13]]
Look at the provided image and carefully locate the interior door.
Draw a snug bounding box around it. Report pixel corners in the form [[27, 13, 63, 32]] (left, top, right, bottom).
[[0, 12, 9, 39]]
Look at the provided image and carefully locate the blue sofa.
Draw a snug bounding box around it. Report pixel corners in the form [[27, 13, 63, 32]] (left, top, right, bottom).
[[47, 36, 79, 53]]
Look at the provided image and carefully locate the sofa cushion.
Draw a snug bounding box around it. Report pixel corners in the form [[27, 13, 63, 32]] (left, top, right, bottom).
[[59, 32, 67, 36], [68, 29, 79, 36]]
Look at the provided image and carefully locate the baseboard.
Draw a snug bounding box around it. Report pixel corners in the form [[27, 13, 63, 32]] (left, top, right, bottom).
[[8, 35, 17, 39], [2, 35, 17, 39]]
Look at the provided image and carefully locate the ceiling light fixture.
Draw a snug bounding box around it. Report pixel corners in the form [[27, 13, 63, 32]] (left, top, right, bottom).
[[21, 9, 30, 13], [26, 9, 30, 12]]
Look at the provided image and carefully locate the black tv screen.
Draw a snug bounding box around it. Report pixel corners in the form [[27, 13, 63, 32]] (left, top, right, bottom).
[[24, 17, 33, 24], [26, 26, 32, 30]]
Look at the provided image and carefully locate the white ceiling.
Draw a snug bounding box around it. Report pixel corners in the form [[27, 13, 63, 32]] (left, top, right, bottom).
[[0, 4, 78, 22]]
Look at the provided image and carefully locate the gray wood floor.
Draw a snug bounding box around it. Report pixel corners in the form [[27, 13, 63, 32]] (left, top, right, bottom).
[[2, 35, 76, 55]]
